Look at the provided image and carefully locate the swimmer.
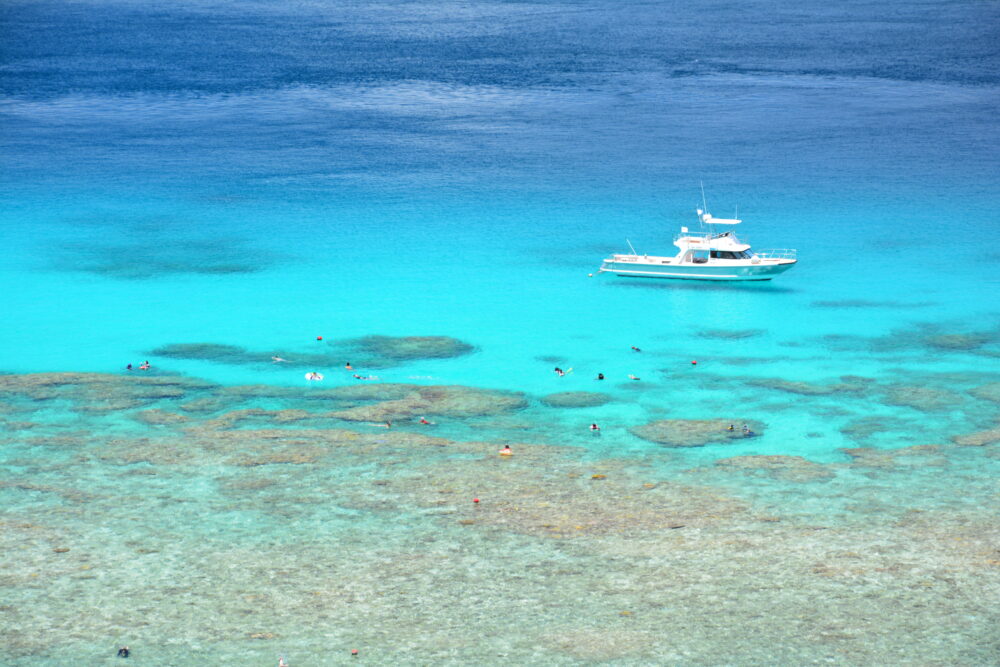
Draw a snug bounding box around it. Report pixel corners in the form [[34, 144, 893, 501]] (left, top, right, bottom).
[[126, 363, 133, 371], [590, 423, 600, 431], [727, 424, 735, 431], [628, 374, 640, 381], [499, 445, 512, 456], [554, 367, 565, 377], [117, 646, 130, 658], [138, 361, 150, 371], [345, 362, 353, 370], [278, 657, 288, 667], [596, 373, 604, 380], [271, 356, 289, 363], [419, 417, 431, 425], [385, 421, 392, 429], [631, 346, 642, 352]]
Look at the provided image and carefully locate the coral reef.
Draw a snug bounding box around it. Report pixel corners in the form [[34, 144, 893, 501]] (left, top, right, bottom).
[[329, 386, 528, 421], [748, 377, 867, 396], [697, 329, 764, 340], [715, 455, 834, 482], [630, 419, 765, 447], [970, 383, 1000, 404], [540, 391, 612, 408], [339, 335, 476, 367], [952, 426, 1000, 447], [923, 332, 992, 351], [881, 385, 962, 412]]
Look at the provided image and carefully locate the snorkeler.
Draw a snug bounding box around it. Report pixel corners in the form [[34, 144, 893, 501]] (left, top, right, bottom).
[[631, 346, 642, 352], [596, 373, 604, 380]]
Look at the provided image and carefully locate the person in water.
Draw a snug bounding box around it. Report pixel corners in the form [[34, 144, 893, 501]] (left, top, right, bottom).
[[631, 346, 642, 352], [419, 417, 430, 425], [499, 445, 512, 455], [345, 362, 353, 370], [271, 356, 288, 363], [126, 363, 133, 371], [628, 374, 640, 381], [117, 646, 130, 658], [596, 373, 604, 380], [554, 367, 565, 377], [138, 361, 150, 371], [727, 424, 735, 431], [590, 423, 600, 431]]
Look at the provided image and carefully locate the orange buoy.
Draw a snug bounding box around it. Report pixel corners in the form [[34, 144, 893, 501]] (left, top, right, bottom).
[[351, 649, 359, 656]]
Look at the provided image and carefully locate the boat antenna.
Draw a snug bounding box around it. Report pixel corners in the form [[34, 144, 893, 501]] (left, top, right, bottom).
[[700, 181, 708, 216], [626, 238, 639, 255]]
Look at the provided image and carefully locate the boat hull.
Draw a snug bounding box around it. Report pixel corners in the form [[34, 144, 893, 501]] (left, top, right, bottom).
[[599, 259, 796, 281]]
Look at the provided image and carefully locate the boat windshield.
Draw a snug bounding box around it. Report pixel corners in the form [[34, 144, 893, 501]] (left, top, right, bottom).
[[710, 250, 753, 259]]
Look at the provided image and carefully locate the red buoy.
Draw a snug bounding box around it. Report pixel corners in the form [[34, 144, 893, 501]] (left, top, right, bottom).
[[691, 360, 697, 365], [473, 498, 480, 504], [316, 336, 323, 341], [351, 649, 359, 656]]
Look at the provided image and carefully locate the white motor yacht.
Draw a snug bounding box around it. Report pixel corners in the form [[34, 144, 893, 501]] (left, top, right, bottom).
[[598, 205, 796, 281]]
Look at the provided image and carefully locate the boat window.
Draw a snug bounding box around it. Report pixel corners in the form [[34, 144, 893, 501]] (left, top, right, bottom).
[[710, 251, 740, 260], [690, 250, 709, 264]]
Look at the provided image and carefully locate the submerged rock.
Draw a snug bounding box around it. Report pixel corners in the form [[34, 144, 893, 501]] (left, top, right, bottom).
[[630, 419, 764, 447], [540, 391, 612, 408]]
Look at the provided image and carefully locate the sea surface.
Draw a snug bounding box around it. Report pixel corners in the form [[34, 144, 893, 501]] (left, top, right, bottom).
[[1, 1, 999, 664]]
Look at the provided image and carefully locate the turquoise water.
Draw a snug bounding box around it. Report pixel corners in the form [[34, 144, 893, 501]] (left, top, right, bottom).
[[2, 0, 999, 664]]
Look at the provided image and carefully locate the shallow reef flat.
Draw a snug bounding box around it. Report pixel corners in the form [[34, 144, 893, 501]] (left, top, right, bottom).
[[0, 370, 998, 665]]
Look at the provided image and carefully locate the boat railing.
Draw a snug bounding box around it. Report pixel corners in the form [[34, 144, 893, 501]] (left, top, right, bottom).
[[754, 249, 797, 260]]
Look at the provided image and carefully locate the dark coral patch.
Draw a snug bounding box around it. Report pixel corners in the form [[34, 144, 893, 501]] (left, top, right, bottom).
[[330, 385, 527, 422], [49, 238, 274, 280], [881, 385, 962, 412], [150, 343, 332, 368], [339, 335, 476, 367], [970, 383, 1000, 404], [540, 391, 612, 408], [923, 333, 992, 351], [630, 419, 765, 447], [748, 378, 866, 396], [697, 329, 764, 340]]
